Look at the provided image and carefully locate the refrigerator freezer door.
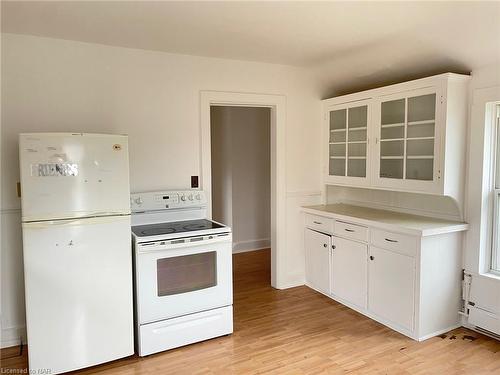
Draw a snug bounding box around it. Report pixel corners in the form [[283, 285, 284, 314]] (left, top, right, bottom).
[[19, 133, 130, 222], [22, 215, 134, 374]]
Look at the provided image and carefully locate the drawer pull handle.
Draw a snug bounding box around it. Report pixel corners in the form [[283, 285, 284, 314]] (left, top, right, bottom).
[[369, 255, 374, 261], [332, 245, 336, 250], [323, 243, 327, 248], [345, 228, 355, 232], [313, 221, 322, 225], [385, 238, 398, 243]]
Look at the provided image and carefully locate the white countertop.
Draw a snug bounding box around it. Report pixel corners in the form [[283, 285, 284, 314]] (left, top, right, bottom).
[[302, 203, 468, 237]]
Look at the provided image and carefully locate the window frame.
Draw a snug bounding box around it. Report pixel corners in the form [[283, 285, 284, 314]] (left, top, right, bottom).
[[491, 105, 500, 274]]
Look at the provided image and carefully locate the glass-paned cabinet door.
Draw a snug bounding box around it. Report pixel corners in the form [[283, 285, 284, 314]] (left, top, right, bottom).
[[328, 102, 369, 180], [378, 90, 437, 183]]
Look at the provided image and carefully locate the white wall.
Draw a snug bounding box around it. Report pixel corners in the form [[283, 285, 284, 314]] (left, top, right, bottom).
[[0, 33, 323, 347], [211, 106, 271, 253]]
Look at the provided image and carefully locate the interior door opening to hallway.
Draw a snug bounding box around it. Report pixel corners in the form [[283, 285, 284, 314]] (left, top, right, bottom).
[[210, 106, 271, 284]]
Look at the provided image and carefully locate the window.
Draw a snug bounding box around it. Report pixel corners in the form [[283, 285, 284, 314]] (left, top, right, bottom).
[[492, 105, 500, 273]]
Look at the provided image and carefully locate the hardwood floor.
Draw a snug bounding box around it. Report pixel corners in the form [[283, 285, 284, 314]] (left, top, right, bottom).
[[2, 249, 500, 374]]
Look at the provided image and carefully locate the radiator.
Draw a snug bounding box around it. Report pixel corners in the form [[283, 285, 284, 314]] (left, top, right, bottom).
[[465, 273, 500, 337]]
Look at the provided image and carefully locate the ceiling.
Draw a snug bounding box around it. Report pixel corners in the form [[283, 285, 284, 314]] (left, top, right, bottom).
[[2, 1, 500, 94]]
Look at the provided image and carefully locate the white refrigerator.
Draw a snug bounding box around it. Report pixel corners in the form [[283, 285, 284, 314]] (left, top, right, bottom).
[[19, 133, 134, 374]]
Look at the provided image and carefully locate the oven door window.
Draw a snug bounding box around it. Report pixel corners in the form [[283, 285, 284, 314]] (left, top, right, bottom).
[[157, 251, 217, 296]]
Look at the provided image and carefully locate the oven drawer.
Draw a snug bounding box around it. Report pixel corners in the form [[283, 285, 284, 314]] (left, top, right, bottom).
[[371, 229, 417, 257], [138, 306, 233, 356], [305, 214, 334, 234], [334, 221, 368, 242]]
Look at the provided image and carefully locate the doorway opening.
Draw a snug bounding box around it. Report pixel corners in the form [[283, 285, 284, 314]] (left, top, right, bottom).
[[210, 106, 271, 286], [200, 91, 286, 290]]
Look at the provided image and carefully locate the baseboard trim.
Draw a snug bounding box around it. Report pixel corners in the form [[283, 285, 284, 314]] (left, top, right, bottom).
[[417, 324, 462, 342], [232, 238, 270, 254], [1, 326, 26, 349], [276, 279, 305, 290]]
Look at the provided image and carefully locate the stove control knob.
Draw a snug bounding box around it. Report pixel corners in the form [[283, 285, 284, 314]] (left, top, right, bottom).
[[180, 195, 187, 202], [134, 197, 143, 205], [195, 194, 201, 200], [188, 194, 194, 201]]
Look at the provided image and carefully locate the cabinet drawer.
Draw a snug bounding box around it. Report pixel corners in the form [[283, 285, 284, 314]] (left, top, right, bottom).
[[371, 229, 417, 257], [305, 214, 334, 234], [334, 221, 368, 242]]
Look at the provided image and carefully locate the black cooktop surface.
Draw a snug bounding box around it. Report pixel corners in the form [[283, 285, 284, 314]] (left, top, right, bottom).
[[132, 219, 225, 237]]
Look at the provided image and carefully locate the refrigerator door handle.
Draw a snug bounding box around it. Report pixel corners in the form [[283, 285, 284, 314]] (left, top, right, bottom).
[[22, 215, 130, 228]]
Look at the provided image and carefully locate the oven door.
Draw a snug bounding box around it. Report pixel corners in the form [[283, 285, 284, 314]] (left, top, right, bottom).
[[135, 233, 232, 324]]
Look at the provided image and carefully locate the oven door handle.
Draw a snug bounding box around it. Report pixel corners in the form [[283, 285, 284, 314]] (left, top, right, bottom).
[[137, 234, 231, 253]]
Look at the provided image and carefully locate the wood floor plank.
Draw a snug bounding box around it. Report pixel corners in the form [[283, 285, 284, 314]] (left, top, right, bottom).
[[2, 248, 499, 374]]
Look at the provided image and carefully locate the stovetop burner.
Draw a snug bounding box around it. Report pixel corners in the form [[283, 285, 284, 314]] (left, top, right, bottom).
[[132, 219, 225, 238]]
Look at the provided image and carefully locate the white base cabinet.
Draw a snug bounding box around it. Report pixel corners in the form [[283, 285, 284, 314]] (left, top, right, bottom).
[[304, 209, 465, 341], [368, 246, 415, 332], [331, 237, 367, 309], [304, 228, 331, 295]]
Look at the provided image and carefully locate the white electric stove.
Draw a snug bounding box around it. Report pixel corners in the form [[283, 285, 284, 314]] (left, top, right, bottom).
[[131, 190, 233, 356]]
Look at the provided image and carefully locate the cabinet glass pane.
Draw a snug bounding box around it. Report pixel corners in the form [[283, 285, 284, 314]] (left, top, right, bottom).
[[329, 104, 368, 179], [381, 140, 404, 156], [381, 99, 405, 125], [408, 94, 436, 122], [378, 92, 437, 183], [329, 159, 346, 176], [381, 126, 404, 140], [330, 109, 346, 130], [348, 106, 367, 128], [330, 144, 346, 157], [348, 143, 366, 157], [348, 159, 366, 177], [407, 122, 435, 138], [348, 129, 367, 142], [406, 159, 433, 180], [330, 130, 346, 143], [380, 159, 403, 179], [406, 139, 434, 156]]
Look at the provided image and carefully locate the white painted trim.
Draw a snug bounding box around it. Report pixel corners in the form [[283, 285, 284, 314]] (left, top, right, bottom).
[[465, 85, 500, 275], [285, 190, 322, 198], [305, 283, 461, 341], [232, 238, 271, 253], [0, 208, 21, 214], [416, 324, 462, 342], [200, 91, 286, 289], [1, 326, 26, 349]]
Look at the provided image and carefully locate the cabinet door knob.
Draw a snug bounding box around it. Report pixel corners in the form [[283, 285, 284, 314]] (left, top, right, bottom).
[[369, 255, 374, 261], [332, 245, 336, 250], [323, 243, 327, 248]]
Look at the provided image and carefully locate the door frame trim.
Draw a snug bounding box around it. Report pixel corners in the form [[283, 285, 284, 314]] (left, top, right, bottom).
[[200, 91, 286, 288]]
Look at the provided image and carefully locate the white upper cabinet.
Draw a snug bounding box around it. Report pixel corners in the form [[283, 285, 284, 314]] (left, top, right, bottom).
[[323, 73, 469, 204], [327, 100, 371, 184], [373, 87, 439, 191]]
